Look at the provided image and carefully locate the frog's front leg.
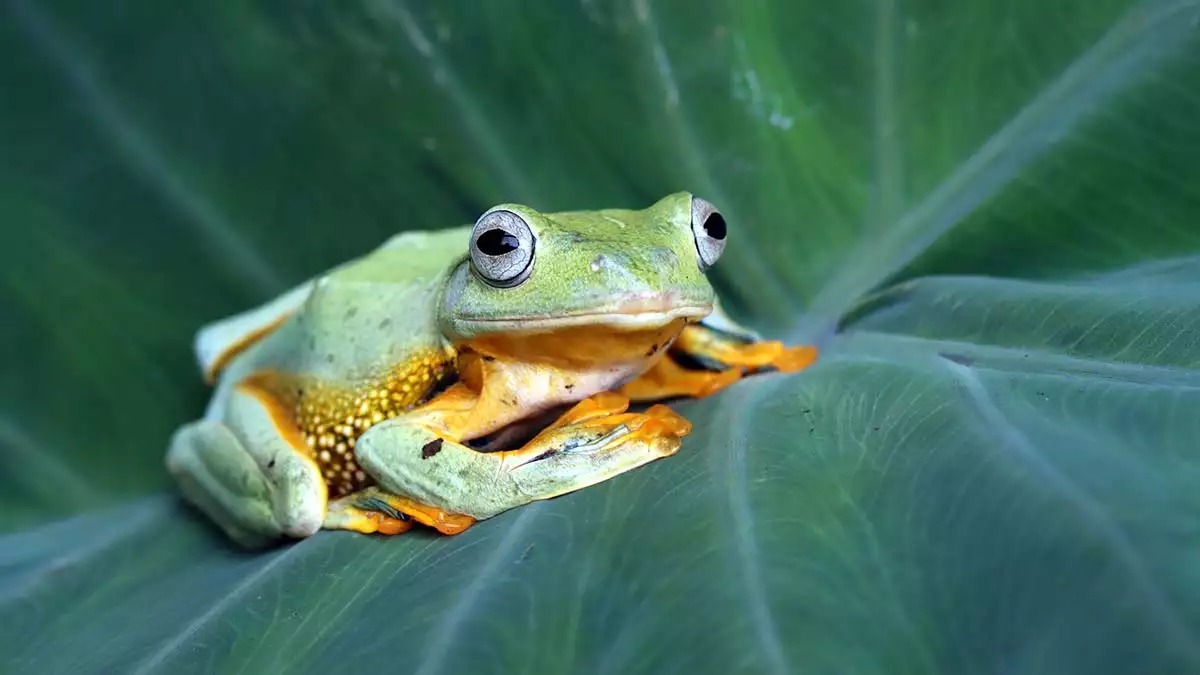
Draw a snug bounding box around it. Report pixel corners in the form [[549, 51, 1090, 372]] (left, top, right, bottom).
[[344, 390, 690, 526], [619, 321, 818, 402]]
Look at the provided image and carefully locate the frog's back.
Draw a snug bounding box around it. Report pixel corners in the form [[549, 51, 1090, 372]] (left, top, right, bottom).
[[196, 226, 471, 388]]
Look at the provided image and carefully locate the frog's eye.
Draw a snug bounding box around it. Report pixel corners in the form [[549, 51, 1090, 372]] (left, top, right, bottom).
[[690, 196, 726, 270], [470, 209, 535, 287]]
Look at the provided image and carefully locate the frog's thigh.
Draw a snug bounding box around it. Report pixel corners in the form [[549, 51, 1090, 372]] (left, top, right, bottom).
[[166, 387, 326, 548], [353, 393, 691, 521]]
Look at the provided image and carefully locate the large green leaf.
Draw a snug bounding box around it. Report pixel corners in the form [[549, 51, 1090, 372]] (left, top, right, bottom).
[[3, 0, 1200, 673]]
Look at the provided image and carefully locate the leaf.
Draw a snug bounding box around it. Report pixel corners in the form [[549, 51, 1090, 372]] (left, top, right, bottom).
[[3, 0, 1200, 673]]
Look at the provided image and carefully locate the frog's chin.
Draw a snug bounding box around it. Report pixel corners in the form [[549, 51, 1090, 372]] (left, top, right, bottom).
[[454, 303, 712, 335]]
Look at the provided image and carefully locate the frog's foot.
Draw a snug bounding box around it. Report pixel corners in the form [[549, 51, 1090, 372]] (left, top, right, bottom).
[[353, 392, 691, 521], [621, 323, 817, 402], [325, 486, 476, 536]]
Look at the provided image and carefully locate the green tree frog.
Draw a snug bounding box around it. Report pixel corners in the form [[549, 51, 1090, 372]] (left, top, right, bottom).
[[167, 193, 816, 548]]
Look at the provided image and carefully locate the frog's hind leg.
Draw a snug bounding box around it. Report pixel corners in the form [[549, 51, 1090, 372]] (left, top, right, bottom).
[[324, 486, 476, 536], [166, 387, 327, 549]]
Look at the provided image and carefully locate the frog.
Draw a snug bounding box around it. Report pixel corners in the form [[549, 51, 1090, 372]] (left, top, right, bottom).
[[166, 192, 817, 548]]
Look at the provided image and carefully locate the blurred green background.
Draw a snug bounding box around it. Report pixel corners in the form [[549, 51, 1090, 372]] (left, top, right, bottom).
[[3, 1, 1200, 673]]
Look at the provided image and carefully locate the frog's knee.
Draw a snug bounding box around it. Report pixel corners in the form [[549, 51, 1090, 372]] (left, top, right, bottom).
[[167, 420, 282, 548], [224, 388, 327, 538]]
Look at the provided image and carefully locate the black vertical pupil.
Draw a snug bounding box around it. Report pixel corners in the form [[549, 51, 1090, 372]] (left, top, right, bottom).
[[703, 213, 727, 240], [478, 229, 520, 256]]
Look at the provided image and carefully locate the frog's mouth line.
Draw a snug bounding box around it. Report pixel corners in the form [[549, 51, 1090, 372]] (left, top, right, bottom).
[[457, 304, 712, 333]]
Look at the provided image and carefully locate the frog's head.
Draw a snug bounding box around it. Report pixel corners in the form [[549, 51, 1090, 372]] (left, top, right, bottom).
[[440, 192, 726, 340]]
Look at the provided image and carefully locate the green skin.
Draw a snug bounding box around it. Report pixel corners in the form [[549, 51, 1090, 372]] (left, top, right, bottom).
[[167, 192, 758, 548]]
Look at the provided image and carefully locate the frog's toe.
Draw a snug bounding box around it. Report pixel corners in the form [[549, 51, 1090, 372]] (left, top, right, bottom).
[[539, 391, 631, 430], [763, 343, 819, 373]]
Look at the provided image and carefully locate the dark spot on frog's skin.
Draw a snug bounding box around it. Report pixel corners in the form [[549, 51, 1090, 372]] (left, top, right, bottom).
[[326, 353, 336, 364], [938, 351, 975, 367], [482, 355, 495, 362], [379, 318, 392, 330], [346, 307, 358, 320], [871, 426, 880, 431], [567, 231, 586, 243], [268, 459, 276, 468], [421, 438, 444, 459]]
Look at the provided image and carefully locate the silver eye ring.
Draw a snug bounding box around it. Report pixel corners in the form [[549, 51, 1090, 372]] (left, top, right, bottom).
[[690, 196, 726, 270], [470, 209, 535, 287]]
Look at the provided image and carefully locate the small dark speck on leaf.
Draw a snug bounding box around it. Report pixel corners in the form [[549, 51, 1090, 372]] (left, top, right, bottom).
[[565, 383, 575, 390], [421, 438, 444, 459], [871, 426, 880, 431], [326, 353, 336, 364], [939, 351, 975, 367], [268, 459, 276, 468], [345, 307, 358, 319], [517, 544, 535, 563], [379, 318, 392, 329]]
